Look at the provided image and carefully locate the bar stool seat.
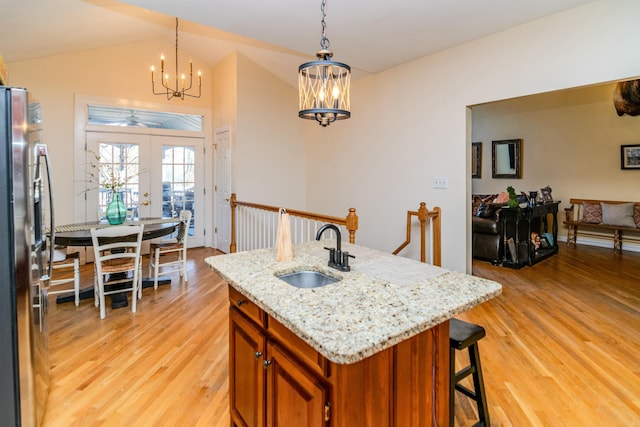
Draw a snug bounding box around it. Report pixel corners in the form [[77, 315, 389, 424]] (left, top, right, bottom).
[[450, 318, 490, 427]]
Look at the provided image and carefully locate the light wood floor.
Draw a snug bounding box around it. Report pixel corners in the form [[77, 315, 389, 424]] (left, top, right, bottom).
[[42, 245, 640, 426]]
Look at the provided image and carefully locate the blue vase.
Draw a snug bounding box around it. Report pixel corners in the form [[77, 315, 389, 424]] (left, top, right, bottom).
[[106, 192, 126, 225]]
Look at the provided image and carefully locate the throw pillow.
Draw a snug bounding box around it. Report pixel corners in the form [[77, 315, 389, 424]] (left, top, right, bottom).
[[580, 203, 602, 224], [494, 192, 509, 203], [600, 202, 636, 227], [635, 205, 640, 228]]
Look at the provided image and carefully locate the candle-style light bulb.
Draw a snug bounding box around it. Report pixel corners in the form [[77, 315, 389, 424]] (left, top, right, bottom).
[[151, 66, 155, 82], [181, 73, 185, 89], [160, 54, 165, 72]]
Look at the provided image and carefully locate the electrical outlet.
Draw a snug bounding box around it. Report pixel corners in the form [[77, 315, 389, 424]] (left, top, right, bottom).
[[433, 176, 448, 189]]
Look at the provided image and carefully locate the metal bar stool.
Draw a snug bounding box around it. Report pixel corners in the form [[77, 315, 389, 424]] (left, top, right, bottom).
[[450, 318, 490, 427]]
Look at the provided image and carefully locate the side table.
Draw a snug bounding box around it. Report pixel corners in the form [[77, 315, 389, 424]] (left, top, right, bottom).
[[500, 201, 560, 268]]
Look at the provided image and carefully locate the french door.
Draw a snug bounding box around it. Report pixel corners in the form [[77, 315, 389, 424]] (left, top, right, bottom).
[[85, 131, 205, 247]]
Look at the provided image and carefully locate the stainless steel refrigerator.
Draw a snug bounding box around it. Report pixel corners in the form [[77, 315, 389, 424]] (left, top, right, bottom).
[[0, 86, 54, 426]]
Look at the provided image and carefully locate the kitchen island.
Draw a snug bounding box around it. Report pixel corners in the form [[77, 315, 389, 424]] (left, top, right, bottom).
[[205, 241, 501, 427]]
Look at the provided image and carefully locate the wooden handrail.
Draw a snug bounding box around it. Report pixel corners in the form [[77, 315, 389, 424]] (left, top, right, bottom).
[[392, 202, 441, 266], [230, 193, 358, 253]]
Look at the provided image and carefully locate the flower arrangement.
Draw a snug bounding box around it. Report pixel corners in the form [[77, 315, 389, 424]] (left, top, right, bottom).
[[81, 148, 143, 195], [506, 186, 519, 208]]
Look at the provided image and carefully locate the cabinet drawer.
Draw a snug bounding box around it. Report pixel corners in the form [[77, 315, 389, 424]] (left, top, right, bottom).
[[268, 316, 328, 378], [228, 285, 265, 327]]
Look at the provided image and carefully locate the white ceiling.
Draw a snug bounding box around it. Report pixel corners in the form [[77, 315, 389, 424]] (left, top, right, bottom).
[[1, 0, 596, 86]]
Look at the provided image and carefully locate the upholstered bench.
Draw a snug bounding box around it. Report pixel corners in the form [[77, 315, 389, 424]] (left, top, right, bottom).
[[564, 198, 640, 252]]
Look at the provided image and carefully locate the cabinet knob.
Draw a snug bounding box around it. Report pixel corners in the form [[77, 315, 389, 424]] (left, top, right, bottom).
[[236, 299, 246, 307], [254, 351, 263, 359], [263, 360, 272, 369]]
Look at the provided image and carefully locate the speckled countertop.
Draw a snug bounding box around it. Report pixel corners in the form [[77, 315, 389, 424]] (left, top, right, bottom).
[[205, 240, 502, 365]]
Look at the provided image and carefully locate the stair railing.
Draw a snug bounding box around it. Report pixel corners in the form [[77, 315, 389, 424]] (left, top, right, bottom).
[[392, 202, 442, 266], [230, 193, 358, 253]]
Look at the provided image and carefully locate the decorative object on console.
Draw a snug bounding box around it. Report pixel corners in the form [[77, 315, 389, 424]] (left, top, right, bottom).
[[298, 0, 351, 127], [492, 139, 522, 179], [620, 144, 640, 169], [540, 186, 553, 203], [150, 18, 202, 100], [506, 186, 519, 208]]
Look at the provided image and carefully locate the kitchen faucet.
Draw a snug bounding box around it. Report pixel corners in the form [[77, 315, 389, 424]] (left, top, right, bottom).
[[315, 224, 354, 271]]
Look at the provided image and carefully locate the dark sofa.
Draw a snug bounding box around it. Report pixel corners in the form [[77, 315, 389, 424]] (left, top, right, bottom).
[[472, 195, 504, 264]]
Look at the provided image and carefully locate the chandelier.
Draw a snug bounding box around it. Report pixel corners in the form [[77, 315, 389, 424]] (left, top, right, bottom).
[[298, 0, 351, 126], [151, 18, 202, 100]]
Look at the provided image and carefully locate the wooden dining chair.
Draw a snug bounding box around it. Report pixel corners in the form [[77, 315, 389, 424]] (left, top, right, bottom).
[[90, 224, 144, 319], [47, 244, 81, 306], [148, 210, 192, 289]]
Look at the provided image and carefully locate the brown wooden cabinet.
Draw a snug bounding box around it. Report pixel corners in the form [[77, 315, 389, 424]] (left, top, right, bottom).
[[266, 342, 329, 427], [228, 285, 449, 427], [230, 308, 266, 427], [230, 307, 328, 427]]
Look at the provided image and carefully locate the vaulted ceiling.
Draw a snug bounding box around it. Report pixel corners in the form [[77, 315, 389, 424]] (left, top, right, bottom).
[[1, 0, 596, 85]]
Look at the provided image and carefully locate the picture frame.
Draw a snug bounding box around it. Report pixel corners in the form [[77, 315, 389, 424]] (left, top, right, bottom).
[[471, 142, 482, 178], [492, 139, 522, 179], [621, 144, 640, 169], [540, 186, 553, 203]]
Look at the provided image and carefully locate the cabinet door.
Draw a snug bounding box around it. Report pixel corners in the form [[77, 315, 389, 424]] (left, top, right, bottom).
[[265, 342, 329, 427], [230, 308, 267, 427]]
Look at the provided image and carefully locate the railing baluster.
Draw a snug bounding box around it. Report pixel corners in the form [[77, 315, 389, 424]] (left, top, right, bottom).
[[229, 193, 358, 253]]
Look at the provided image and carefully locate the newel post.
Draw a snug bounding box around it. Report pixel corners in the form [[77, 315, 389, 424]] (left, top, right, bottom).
[[230, 193, 237, 253], [346, 208, 358, 244]]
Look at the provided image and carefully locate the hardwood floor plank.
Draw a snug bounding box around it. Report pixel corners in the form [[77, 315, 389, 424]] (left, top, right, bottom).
[[463, 244, 640, 426], [43, 245, 640, 426], [43, 248, 230, 427]]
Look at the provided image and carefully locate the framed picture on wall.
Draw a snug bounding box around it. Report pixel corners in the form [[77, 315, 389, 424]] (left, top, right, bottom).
[[472, 142, 482, 178], [621, 144, 640, 169]]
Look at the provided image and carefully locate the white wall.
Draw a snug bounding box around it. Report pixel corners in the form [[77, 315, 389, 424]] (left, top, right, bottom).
[[306, 0, 640, 272], [235, 53, 307, 208], [8, 39, 212, 226]]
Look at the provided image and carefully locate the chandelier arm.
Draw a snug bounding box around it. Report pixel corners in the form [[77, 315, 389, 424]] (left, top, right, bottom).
[[150, 17, 202, 100]]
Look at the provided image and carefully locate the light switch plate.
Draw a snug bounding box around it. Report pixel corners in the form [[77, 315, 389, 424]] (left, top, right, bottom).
[[433, 176, 448, 189]]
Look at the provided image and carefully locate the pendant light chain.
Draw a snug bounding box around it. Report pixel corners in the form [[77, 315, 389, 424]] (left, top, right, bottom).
[[320, 0, 330, 51]]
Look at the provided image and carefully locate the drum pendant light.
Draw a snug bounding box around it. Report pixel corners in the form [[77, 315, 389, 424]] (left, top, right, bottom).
[[298, 0, 351, 126]]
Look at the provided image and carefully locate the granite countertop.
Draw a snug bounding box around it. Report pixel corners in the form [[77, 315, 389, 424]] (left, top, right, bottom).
[[205, 240, 502, 365]]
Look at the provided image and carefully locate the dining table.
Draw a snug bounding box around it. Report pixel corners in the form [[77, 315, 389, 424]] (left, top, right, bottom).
[[52, 217, 181, 307]]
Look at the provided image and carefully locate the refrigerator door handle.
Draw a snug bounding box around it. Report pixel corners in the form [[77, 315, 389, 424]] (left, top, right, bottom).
[[36, 144, 55, 280]]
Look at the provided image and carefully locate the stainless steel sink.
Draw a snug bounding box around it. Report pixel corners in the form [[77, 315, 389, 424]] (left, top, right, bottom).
[[276, 270, 340, 289]]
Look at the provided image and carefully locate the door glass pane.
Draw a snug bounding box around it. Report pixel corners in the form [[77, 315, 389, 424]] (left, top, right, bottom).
[[162, 146, 195, 236], [96, 143, 140, 220]]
